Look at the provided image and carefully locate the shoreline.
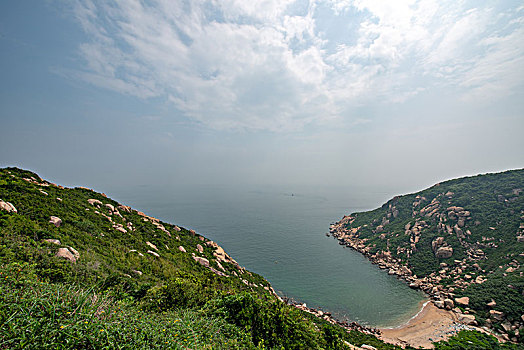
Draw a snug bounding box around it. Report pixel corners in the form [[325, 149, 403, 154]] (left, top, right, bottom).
[[325, 215, 509, 347], [378, 300, 466, 349], [380, 300, 431, 330], [284, 296, 381, 336]]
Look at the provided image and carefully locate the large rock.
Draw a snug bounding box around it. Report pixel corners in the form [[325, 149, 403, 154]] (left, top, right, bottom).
[[455, 297, 469, 306], [49, 216, 62, 227], [436, 246, 453, 259], [87, 199, 102, 206], [196, 244, 204, 253], [213, 246, 227, 262], [146, 241, 158, 251], [457, 313, 476, 325], [0, 200, 17, 213], [105, 203, 115, 212], [147, 250, 160, 258], [216, 261, 226, 272], [178, 246, 186, 253], [361, 345, 377, 350], [432, 237, 444, 251], [56, 247, 76, 262], [118, 205, 131, 212], [209, 266, 228, 277], [193, 256, 210, 267], [501, 321, 512, 333], [113, 224, 127, 233]]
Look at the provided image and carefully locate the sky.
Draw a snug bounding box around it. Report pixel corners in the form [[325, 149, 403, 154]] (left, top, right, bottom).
[[0, 0, 523, 195]]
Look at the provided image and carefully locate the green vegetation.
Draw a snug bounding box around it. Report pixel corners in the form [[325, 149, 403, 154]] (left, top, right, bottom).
[[1, 167, 519, 348], [0, 262, 253, 349], [341, 168, 524, 344], [433, 331, 522, 350]]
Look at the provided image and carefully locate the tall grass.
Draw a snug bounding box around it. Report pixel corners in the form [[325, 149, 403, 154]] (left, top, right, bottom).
[[0, 263, 253, 349]]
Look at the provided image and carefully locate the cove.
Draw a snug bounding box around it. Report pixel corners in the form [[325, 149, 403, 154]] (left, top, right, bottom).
[[111, 183, 427, 328]]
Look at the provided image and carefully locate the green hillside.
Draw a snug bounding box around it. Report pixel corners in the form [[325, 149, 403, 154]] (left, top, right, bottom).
[[1, 167, 519, 349], [331, 169, 524, 343]]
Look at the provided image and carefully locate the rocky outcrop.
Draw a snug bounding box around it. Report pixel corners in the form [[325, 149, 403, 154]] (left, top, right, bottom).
[[436, 246, 453, 259], [457, 313, 476, 325], [196, 244, 204, 253], [432, 237, 444, 251], [87, 199, 102, 206], [56, 247, 78, 263], [455, 297, 469, 306], [113, 224, 127, 233], [193, 255, 210, 267], [49, 216, 62, 227], [0, 200, 17, 213], [209, 266, 227, 277], [146, 241, 158, 251], [117, 205, 131, 213], [147, 250, 160, 258]]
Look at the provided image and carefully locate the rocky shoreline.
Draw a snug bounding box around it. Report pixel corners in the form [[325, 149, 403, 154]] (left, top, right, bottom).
[[283, 296, 381, 336], [326, 214, 518, 342]]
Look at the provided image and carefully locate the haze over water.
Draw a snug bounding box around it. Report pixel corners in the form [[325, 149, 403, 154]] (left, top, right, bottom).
[[111, 183, 426, 328]]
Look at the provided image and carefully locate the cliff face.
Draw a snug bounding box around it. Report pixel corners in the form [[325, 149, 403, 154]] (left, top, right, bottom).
[[329, 169, 524, 342]]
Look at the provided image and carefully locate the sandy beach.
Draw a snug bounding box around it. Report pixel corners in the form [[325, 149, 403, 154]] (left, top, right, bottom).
[[379, 302, 463, 349]]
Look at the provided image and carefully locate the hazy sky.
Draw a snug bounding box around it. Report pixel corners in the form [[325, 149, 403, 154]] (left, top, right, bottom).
[[1, 1, 523, 194]]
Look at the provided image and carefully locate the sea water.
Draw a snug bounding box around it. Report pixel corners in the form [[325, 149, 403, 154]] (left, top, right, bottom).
[[110, 183, 426, 328]]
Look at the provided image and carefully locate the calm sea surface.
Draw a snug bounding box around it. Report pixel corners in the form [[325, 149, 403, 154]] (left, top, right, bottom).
[[110, 183, 426, 327]]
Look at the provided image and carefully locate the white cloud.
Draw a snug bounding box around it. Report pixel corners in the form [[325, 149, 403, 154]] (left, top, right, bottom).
[[69, 0, 524, 131]]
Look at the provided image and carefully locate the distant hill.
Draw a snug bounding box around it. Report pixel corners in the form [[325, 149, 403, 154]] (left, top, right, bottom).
[[330, 169, 524, 343]]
